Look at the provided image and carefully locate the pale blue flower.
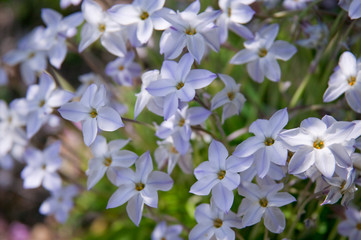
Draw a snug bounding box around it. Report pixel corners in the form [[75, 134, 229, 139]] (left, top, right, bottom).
[[106, 151, 173, 226], [338, 207, 361, 240], [21, 141, 62, 191], [156, 106, 211, 155], [211, 74, 246, 123], [146, 53, 216, 119], [152, 221, 183, 240], [39, 184, 78, 223], [230, 24, 297, 83], [158, 0, 221, 63], [58, 83, 124, 146], [238, 180, 295, 233], [190, 140, 250, 212], [86, 135, 137, 190], [189, 200, 241, 240]]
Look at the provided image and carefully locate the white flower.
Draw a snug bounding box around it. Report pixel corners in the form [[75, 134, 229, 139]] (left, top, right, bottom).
[[279, 116, 356, 178], [58, 84, 124, 146], [230, 24, 297, 83], [238, 180, 295, 233], [79, 0, 127, 57], [211, 73, 246, 123], [323, 51, 361, 113], [86, 135, 137, 190], [233, 108, 289, 178]]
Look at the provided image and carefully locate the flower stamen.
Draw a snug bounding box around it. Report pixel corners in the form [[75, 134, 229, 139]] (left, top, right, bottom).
[[227, 92, 235, 101], [140, 11, 149, 20], [135, 182, 145, 191], [258, 48, 268, 58], [313, 139, 324, 149], [264, 137, 275, 146], [104, 157, 112, 167], [217, 170, 226, 180], [348, 76, 356, 86], [259, 198, 268, 207], [185, 28, 197, 35], [176, 82, 184, 90], [213, 218, 223, 228], [90, 109, 98, 118]]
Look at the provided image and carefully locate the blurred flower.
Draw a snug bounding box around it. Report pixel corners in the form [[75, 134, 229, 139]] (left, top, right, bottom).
[[151, 221, 183, 240], [283, 0, 313, 10], [75, 72, 102, 97], [21, 141, 62, 191], [105, 51, 141, 86], [189, 200, 241, 240], [106, 152, 173, 226], [41, 9, 83, 69], [58, 84, 124, 146], [39, 184, 78, 223], [233, 108, 289, 178], [146, 53, 216, 119], [297, 23, 329, 49], [338, 206, 361, 239], [158, 0, 221, 63], [211, 73, 246, 123], [190, 140, 248, 212], [87, 135, 137, 190], [230, 24, 297, 83], [3, 27, 48, 85], [60, 0, 82, 9], [0, 68, 8, 86], [339, 0, 361, 20], [23, 72, 73, 138]]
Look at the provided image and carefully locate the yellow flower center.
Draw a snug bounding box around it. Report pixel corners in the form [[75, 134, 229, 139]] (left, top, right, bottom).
[[217, 170, 226, 180], [357, 223, 361, 230], [28, 52, 35, 59], [140, 11, 149, 20], [185, 28, 197, 35], [259, 198, 268, 207], [103, 157, 112, 167], [98, 23, 106, 32], [227, 8, 231, 17], [135, 182, 145, 191], [178, 118, 185, 127], [118, 65, 124, 71], [213, 218, 223, 228], [176, 82, 184, 90], [38, 99, 45, 107], [313, 139, 324, 149], [258, 48, 268, 58], [90, 109, 98, 118], [170, 146, 178, 154], [227, 92, 235, 101], [264, 137, 275, 146], [348, 76, 356, 86]]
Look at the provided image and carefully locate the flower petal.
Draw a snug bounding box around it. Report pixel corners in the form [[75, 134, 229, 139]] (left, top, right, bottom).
[[97, 106, 124, 131]]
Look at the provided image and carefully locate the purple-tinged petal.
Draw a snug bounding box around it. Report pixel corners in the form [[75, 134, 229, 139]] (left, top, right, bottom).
[[107, 184, 137, 208], [186, 69, 216, 89], [111, 150, 137, 167], [227, 155, 253, 173], [269, 40, 297, 61], [160, 28, 186, 60], [175, 53, 193, 81], [26, 111, 43, 138], [269, 108, 288, 135], [288, 146, 315, 175], [146, 79, 176, 97], [43, 172, 62, 191], [186, 34, 205, 64], [255, 148, 270, 178], [339, 51, 357, 76], [230, 3, 254, 24], [264, 207, 285, 233], [47, 89, 73, 108], [90, 135, 107, 157], [87, 164, 107, 190], [212, 183, 234, 212], [268, 192, 296, 207], [108, 4, 140, 25], [136, 151, 153, 182], [58, 102, 90, 122], [247, 60, 264, 83], [82, 117, 97, 146], [238, 181, 261, 201], [163, 93, 178, 120], [190, 175, 219, 195], [328, 144, 352, 168], [186, 107, 211, 125], [97, 106, 124, 131], [314, 148, 335, 178], [233, 136, 264, 157], [194, 204, 214, 224], [349, 0, 361, 19], [201, 27, 220, 52], [241, 203, 264, 227], [208, 140, 228, 170], [260, 56, 281, 82], [230, 49, 258, 65], [48, 41, 67, 69], [79, 23, 101, 52], [137, 19, 153, 44], [147, 171, 173, 191], [346, 86, 361, 113], [107, 167, 135, 186], [221, 171, 240, 190], [189, 224, 213, 240], [194, 161, 217, 180], [126, 193, 144, 226], [101, 32, 127, 57]]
